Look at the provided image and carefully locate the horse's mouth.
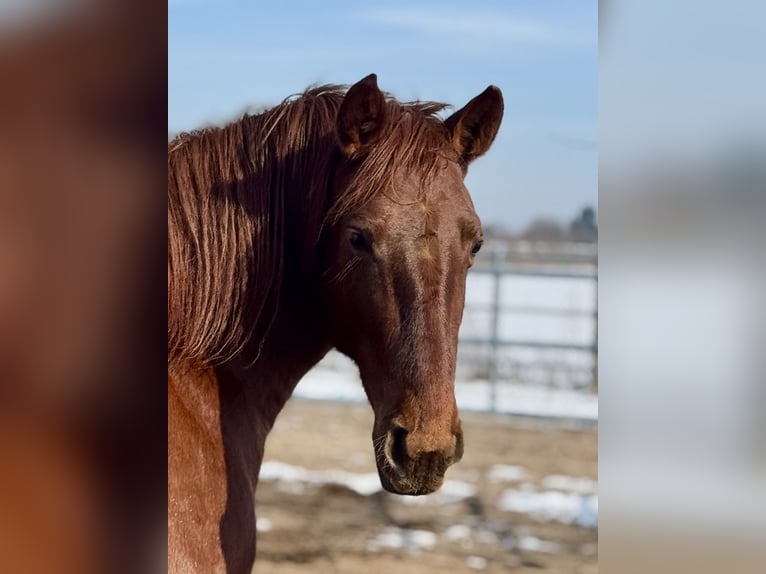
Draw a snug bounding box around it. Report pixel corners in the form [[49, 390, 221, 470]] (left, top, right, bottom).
[[376, 462, 446, 496], [373, 435, 459, 496]]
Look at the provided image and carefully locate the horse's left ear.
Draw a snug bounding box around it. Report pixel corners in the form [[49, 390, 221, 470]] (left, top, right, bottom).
[[445, 86, 504, 167], [336, 73, 387, 158]]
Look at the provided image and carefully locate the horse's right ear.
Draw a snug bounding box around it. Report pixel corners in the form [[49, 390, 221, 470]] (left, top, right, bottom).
[[336, 73, 387, 158], [444, 85, 504, 168]]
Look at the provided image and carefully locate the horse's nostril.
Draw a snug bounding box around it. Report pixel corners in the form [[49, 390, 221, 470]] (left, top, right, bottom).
[[389, 426, 409, 469]]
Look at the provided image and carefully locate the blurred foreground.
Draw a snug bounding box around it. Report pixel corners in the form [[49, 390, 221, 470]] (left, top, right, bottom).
[[0, 2, 165, 573], [600, 2, 766, 573]]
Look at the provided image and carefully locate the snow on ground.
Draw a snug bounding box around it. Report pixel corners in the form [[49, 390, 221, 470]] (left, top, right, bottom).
[[367, 525, 566, 557], [259, 460, 477, 503], [367, 527, 437, 552], [397, 478, 477, 505], [259, 459, 598, 530], [443, 524, 472, 541], [367, 527, 565, 557], [516, 536, 562, 553], [259, 460, 382, 496], [541, 474, 598, 494], [465, 555, 488, 570], [487, 464, 527, 483], [498, 489, 598, 529]]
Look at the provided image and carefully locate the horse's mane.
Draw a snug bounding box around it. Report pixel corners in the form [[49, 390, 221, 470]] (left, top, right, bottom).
[[168, 84, 452, 368]]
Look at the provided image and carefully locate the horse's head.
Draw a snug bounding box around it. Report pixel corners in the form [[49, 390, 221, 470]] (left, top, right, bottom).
[[320, 75, 503, 495]]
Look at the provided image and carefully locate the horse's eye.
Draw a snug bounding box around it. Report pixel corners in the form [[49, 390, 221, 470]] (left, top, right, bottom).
[[471, 239, 484, 256], [349, 229, 372, 252]]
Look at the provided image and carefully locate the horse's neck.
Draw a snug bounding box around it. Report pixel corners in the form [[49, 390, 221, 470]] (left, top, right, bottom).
[[218, 320, 331, 473], [167, 337, 327, 574], [213, 331, 329, 572]]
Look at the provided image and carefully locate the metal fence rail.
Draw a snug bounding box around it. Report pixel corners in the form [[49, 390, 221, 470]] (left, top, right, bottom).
[[462, 243, 598, 411]]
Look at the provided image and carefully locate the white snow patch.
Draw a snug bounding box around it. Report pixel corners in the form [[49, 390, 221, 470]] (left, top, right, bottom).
[[499, 489, 598, 529], [440, 479, 477, 499], [259, 460, 305, 482], [518, 535, 561, 553], [443, 524, 472, 541], [541, 474, 597, 494], [259, 460, 381, 496], [475, 529, 499, 545], [466, 555, 488, 570], [399, 479, 477, 505], [488, 464, 527, 483], [368, 527, 437, 552], [259, 460, 476, 504]]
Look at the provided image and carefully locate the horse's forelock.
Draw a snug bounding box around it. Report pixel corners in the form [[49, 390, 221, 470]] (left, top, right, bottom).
[[327, 99, 455, 223]]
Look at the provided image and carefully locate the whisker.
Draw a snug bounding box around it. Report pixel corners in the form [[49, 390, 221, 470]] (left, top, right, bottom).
[[328, 256, 361, 284]]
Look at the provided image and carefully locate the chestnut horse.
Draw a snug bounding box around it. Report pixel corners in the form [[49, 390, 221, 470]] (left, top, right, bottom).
[[168, 74, 503, 573]]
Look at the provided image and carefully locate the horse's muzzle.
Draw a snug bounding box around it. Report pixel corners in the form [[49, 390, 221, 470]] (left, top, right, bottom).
[[374, 423, 463, 495]]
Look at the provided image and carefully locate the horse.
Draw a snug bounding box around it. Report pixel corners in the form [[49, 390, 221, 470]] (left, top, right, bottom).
[[168, 74, 503, 573]]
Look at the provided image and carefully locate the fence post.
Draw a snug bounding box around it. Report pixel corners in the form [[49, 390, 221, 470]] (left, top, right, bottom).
[[488, 248, 502, 413], [593, 274, 598, 392]]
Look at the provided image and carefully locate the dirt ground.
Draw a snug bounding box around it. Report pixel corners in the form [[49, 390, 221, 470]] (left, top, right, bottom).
[[254, 399, 597, 573]]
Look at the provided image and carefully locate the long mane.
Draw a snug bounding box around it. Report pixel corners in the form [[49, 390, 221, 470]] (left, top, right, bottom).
[[168, 84, 452, 369]]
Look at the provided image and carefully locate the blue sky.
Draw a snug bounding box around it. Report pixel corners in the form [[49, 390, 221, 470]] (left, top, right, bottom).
[[169, 0, 597, 230]]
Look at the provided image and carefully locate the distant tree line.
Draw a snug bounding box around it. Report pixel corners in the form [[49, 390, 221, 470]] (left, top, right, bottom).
[[485, 206, 598, 243]]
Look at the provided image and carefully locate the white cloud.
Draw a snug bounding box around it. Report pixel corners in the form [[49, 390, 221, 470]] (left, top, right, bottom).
[[356, 7, 591, 46]]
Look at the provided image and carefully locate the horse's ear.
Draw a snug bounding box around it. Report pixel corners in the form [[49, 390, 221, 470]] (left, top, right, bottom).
[[336, 73, 387, 157], [444, 86, 504, 167]]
